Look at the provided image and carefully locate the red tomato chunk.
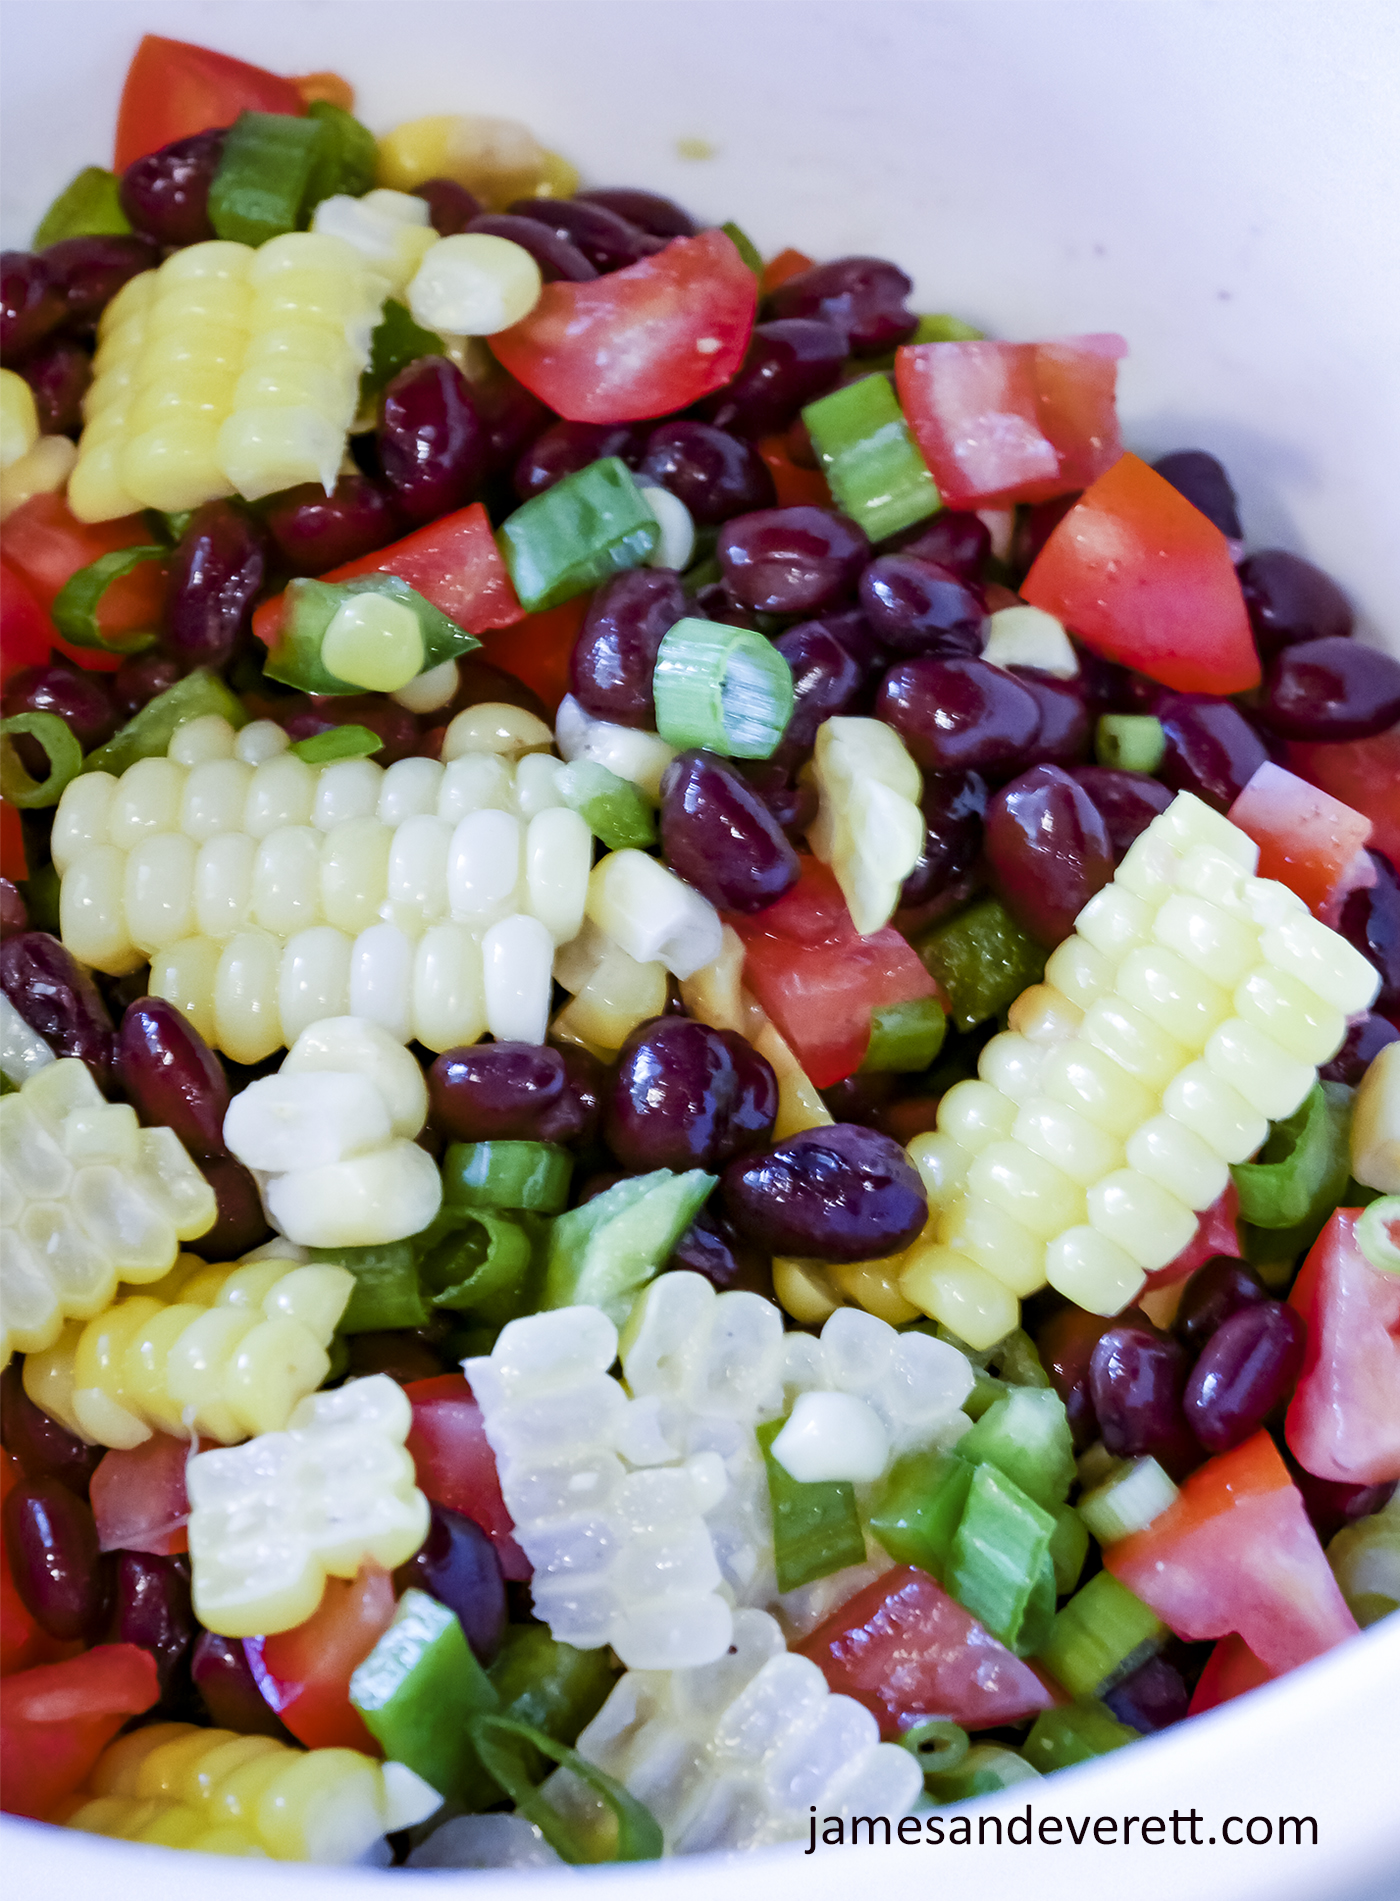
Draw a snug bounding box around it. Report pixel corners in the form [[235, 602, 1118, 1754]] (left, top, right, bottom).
[[244, 1564, 395, 1754], [1229, 761, 1373, 920], [114, 36, 304, 171], [403, 1373, 530, 1580], [1286, 1209, 1400, 1488], [0, 1643, 159, 1819]]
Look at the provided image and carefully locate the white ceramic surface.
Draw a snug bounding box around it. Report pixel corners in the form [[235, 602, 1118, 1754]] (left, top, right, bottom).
[[2, 3, 1399, 1897]]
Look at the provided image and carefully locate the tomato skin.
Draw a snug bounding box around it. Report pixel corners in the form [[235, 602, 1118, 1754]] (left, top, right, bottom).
[[762, 248, 815, 294], [245, 1564, 396, 1753], [1287, 731, 1400, 869], [2, 494, 167, 669], [1285, 1210, 1400, 1487], [796, 1565, 1060, 1737], [0, 801, 27, 884], [1142, 1184, 1242, 1292], [403, 1374, 530, 1581], [114, 35, 304, 171], [1228, 761, 1373, 920], [1186, 1632, 1279, 1716], [0, 557, 55, 684], [474, 596, 588, 719], [491, 230, 758, 424], [89, 1435, 192, 1557], [0, 1643, 159, 1819], [1021, 453, 1261, 695], [1105, 1429, 1357, 1672]]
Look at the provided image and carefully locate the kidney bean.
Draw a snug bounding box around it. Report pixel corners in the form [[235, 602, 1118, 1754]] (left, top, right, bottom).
[[378, 355, 490, 525], [1183, 1300, 1307, 1452], [428, 1042, 593, 1143], [1072, 767, 1174, 859], [1089, 1321, 1192, 1465], [876, 656, 1041, 775], [1285, 1461, 1396, 1544], [17, 335, 90, 435], [0, 1363, 102, 1495], [721, 1123, 927, 1263], [1037, 1305, 1153, 1451], [660, 749, 800, 913], [639, 421, 775, 525], [575, 187, 697, 238], [514, 420, 646, 502], [0, 931, 115, 1085], [2, 661, 118, 754], [279, 693, 422, 766], [1102, 1653, 1189, 1733], [1238, 549, 1353, 656], [717, 506, 869, 616], [607, 1017, 779, 1173], [895, 510, 992, 582], [899, 771, 988, 909], [1151, 450, 1243, 545], [667, 1203, 776, 1301], [703, 318, 847, 438], [42, 234, 158, 330], [262, 474, 400, 576], [465, 212, 596, 282], [191, 1631, 294, 1738], [1013, 669, 1092, 769], [569, 566, 686, 727], [164, 501, 267, 669], [1012, 493, 1082, 578], [119, 128, 225, 246], [692, 580, 760, 631], [1258, 636, 1400, 743], [107, 1551, 193, 1691], [1339, 851, 1400, 1016], [412, 177, 482, 235], [395, 1502, 506, 1665], [1173, 1259, 1268, 1352], [767, 255, 916, 355], [816, 603, 887, 672], [116, 997, 230, 1159], [770, 620, 868, 766], [186, 1155, 270, 1260], [3, 1477, 107, 1640], [506, 197, 663, 272], [984, 764, 1115, 946], [858, 555, 986, 658], [111, 650, 182, 719], [1319, 1012, 1399, 1087], [1156, 693, 1268, 811], [2, 250, 65, 361]]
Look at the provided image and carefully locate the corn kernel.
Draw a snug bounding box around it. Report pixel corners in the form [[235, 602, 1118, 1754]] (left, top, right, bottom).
[[148, 937, 222, 1048], [1350, 1043, 1400, 1194], [1044, 934, 1114, 1010], [59, 846, 143, 975], [377, 111, 555, 207], [906, 1129, 969, 1204], [936, 1078, 1016, 1153], [1044, 1224, 1145, 1315], [937, 1198, 1047, 1296], [1075, 884, 1153, 960], [977, 1030, 1047, 1105], [1007, 982, 1084, 1046], [966, 1140, 1087, 1238], [1160, 1058, 1269, 1164], [1013, 1095, 1124, 1185], [1081, 995, 1190, 1091], [214, 932, 284, 1066], [1, 366, 40, 470], [1116, 945, 1233, 1050], [1204, 1016, 1315, 1121], [1125, 1114, 1230, 1211], [124, 832, 198, 952], [1233, 964, 1346, 1068], [1087, 1168, 1197, 1271], [411, 922, 487, 1053], [1152, 891, 1263, 986], [829, 1257, 922, 1326], [898, 1244, 1019, 1351]]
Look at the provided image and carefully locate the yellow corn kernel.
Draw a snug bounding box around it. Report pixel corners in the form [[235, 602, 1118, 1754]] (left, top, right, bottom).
[[1159, 1059, 1268, 1165], [0, 365, 39, 469], [1044, 1225, 1145, 1315], [100, 265, 158, 328], [829, 1256, 922, 1325], [1116, 945, 1234, 1051], [1351, 1041, 1400, 1193], [1007, 982, 1084, 1046], [1204, 1016, 1314, 1120], [58, 845, 144, 975], [66, 437, 145, 523], [1125, 1113, 1230, 1212], [442, 702, 555, 761], [937, 1078, 1016, 1154], [753, 1020, 833, 1138], [122, 418, 231, 512], [899, 1244, 1019, 1351], [1080, 995, 1190, 1091], [1013, 1095, 1124, 1186], [965, 1140, 1087, 1239], [410, 922, 487, 1052], [214, 931, 285, 1066], [1152, 891, 1262, 986], [377, 111, 556, 208], [1233, 964, 1346, 1068], [906, 1129, 969, 1205], [217, 406, 345, 502], [138, 322, 251, 379], [773, 1256, 843, 1325], [0, 432, 78, 520], [977, 1030, 1047, 1105], [937, 1198, 1047, 1297], [1043, 934, 1114, 1010], [1087, 1168, 1197, 1271], [1074, 884, 1153, 960]]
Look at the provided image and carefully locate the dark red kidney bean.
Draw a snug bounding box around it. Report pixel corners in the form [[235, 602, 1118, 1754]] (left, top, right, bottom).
[[0, 931, 115, 1085], [1173, 1258, 1268, 1351], [42, 234, 158, 330], [721, 1123, 927, 1263], [1320, 1012, 1399, 1086], [984, 764, 1115, 946], [555, 1044, 605, 1146], [668, 1203, 777, 1301], [702, 318, 847, 439], [1072, 767, 1174, 859], [1285, 1459, 1396, 1544], [575, 187, 697, 238], [119, 128, 225, 246], [465, 212, 596, 282], [1089, 1322, 1193, 1464], [607, 1017, 779, 1173], [692, 580, 760, 631], [17, 336, 91, 435], [435, 656, 548, 728], [111, 650, 182, 719], [859, 555, 986, 657], [1183, 1301, 1307, 1452], [894, 510, 992, 583], [736, 759, 818, 839], [1, 250, 65, 361], [1151, 451, 1242, 544], [1102, 1653, 1188, 1734], [279, 693, 421, 766], [659, 749, 800, 914], [395, 1503, 506, 1665], [1037, 1305, 1154, 1451], [639, 421, 775, 526], [816, 603, 886, 672], [262, 474, 400, 576], [1258, 636, 1400, 742], [164, 501, 267, 668], [876, 655, 1041, 775], [3, 1478, 106, 1640], [191, 1632, 294, 1738], [570, 566, 686, 727], [378, 356, 489, 525], [1339, 852, 1400, 1015], [899, 771, 988, 908], [771, 621, 867, 766], [717, 506, 869, 616], [468, 358, 553, 473], [820, 1072, 897, 1130], [2, 662, 118, 753], [0, 1363, 102, 1495], [1012, 493, 1081, 578], [1012, 669, 1091, 768], [107, 1551, 193, 1690], [428, 1041, 589, 1143], [117, 997, 230, 1159], [186, 1156, 270, 1260], [0, 879, 27, 937], [1238, 549, 1353, 656], [1156, 693, 1268, 811], [412, 177, 482, 236], [767, 255, 916, 355], [1073, 644, 1163, 719], [514, 420, 645, 502], [506, 197, 662, 272], [345, 1328, 450, 1383]]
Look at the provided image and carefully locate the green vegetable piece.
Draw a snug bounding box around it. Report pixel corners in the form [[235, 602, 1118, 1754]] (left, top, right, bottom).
[[209, 110, 326, 246], [145, 509, 194, 546], [964, 1373, 1010, 1420], [350, 1588, 497, 1803], [652, 616, 795, 760], [1037, 1570, 1166, 1699], [911, 314, 985, 343], [898, 1718, 969, 1778], [81, 669, 249, 778], [1355, 1196, 1400, 1277], [992, 1327, 1052, 1389], [361, 298, 446, 404], [309, 1240, 429, 1332], [868, 1449, 973, 1580], [947, 1461, 1057, 1654], [498, 457, 659, 613], [419, 1209, 539, 1322], [50, 546, 165, 654], [1327, 1495, 1400, 1627], [303, 99, 379, 209], [467, 1712, 663, 1864], [1, 713, 82, 810], [34, 167, 131, 247], [488, 1626, 617, 1766], [957, 1386, 1076, 1511], [860, 996, 947, 1073], [264, 572, 478, 695], [924, 1743, 1039, 1804], [915, 895, 1046, 1032], [18, 862, 60, 933], [1232, 1080, 1353, 1234], [556, 760, 657, 850], [1019, 1548, 1058, 1658], [288, 724, 384, 765], [802, 373, 941, 541], [1048, 1502, 1090, 1596], [756, 1416, 867, 1593], [443, 1140, 573, 1215], [1021, 1700, 1139, 1772], [719, 221, 763, 278], [542, 1167, 715, 1322], [1095, 713, 1166, 774]]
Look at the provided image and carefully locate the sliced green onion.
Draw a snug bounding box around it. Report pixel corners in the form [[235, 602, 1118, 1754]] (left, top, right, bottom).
[[467, 1712, 663, 1864], [34, 167, 131, 247], [265, 573, 477, 695], [1048, 1502, 1089, 1595], [911, 314, 985, 344], [868, 1448, 973, 1580], [1037, 1570, 1166, 1699], [1356, 1196, 1400, 1277], [1232, 1080, 1352, 1232], [719, 221, 763, 278], [914, 895, 1046, 1033], [1077, 1455, 1178, 1545], [0, 713, 82, 810], [144, 509, 194, 546], [556, 759, 656, 850], [81, 669, 248, 779], [541, 1167, 714, 1323], [899, 1719, 968, 1776], [308, 1240, 430, 1332], [208, 110, 326, 246], [1096, 713, 1166, 774], [652, 616, 794, 760], [350, 1588, 497, 1803], [288, 724, 384, 765], [860, 996, 947, 1074], [361, 298, 445, 404], [957, 1386, 1076, 1511], [419, 1210, 538, 1321], [443, 1140, 572, 1214], [486, 1626, 618, 1766], [802, 373, 940, 542], [924, 1743, 1039, 1804], [946, 1461, 1056, 1654], [303, 99, 379, 210], [498, 457, 659, 613], [50, 546, 164, 653], [756, 1415, 867, 1593], [1021, 1701, 1137, 1773]]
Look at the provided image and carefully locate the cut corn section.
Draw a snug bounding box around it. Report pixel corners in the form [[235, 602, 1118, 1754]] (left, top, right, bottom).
[[67, 234, 387, 522], [21, 1251, 353, 1449], [806, 716, 924, 934], [311, 187, 437, 296], [63, 1721, 440, 1862], [0, 1059, 216, 1367], [898, 793, 1378, 1337], [1351, 1041, 1400, 1194], [375, 112, 573, 208]]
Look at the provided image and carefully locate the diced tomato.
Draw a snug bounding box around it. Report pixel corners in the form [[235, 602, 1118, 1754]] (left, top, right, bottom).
[[1105, 1429, 1357, 1672], [1285, 1209, 1400, 1488], [762, 248, 814, 294], [245, 1564, 396, 1754], [1021, 453, 1261, 695], [0, 556, 56, 684], [90, 1434, 192, 1557], [0, 802, 27, 884], [728, 858, 939, 1089], [492, 229, 757, 424], [2, 494, 167, 670], [474, 596, 588, 719], [1142, 1184, 1243, 1291], [403, 1373, 530, 1581], [0, 1643, 159, 1819], [1287, 731, 1400, 870], [1186, 1632, 1280, 1717], [1228, 761, 1373, 921], [114, 35, 305, 171], [895, 335, 1126, 509], [796, 1565, 1060, 1737], [756, 435, 832, 510]]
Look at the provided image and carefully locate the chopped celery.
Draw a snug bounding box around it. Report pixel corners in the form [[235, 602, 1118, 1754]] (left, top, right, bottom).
[[288, 724, 383, 764], [34, 167, 131, 246], [265, 573, 478, 695], [303, 99, 379, 208], [350, 1587, 497, 1802], [924, 1743, 1039, 1804], [899, 1719, 969, 1777], [488, 1626, 618, 1768], [957, 1386, 1076, 1511], [1048, 1503, 1090, 1596], [947, 1461, 1056, 1653], [964, 1374, 1011, 1420], [652, 616, 795, 759], [860, 997, 947, 1073], [802, 374, 941, 542], [81, 669, 248, 777], [719, 221, 763, 277], [756, 1416, 867, 1592], [443, 1140, 572, 1214], [209, 110, 326, 245], [361, 298, 445, 404], [1021, 1701, 1138, 1772], [499, 458, 659, 613], [1020, 1549, 1058, 1658], [1232, 1081, 1353, 1233], [556, 760, 656, 850], [995, 1328, 1052, 1389], [1037, 1570, 1166, 1699], [1, 713, 82, 810], [1077, 1455, 1178, 1545], [467, 1711, 662, 1864], [914, 897, 1045, 1032], [418, 1209, 540, 1323], [310, 1240, 429, 1332], [1095, 713, 1166, 774], [541, 1167, 714, 1322], [868, 1449, 973, 1579], [50, 546, 164, 654]]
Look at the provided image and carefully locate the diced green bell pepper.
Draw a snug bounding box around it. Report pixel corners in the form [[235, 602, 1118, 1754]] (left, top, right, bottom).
[[541, 1167, 714, 1322], [915, 896, 1046, 1032]]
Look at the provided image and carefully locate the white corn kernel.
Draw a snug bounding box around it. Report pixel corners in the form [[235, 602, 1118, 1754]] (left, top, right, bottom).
[[407, 232, 543, 336], [1044, 1225, 1145, 1316], [555, 694, 676, 801], [448, 808, 522, 922], [1116, 945, 1234, 1052], [411, 923, 487, 1052], [1013, 1096, 1124, 1186], [1, 366, 39, 469], [213, 932, 284, 1066], [59, 847, 143, 975], [51, 773, 118, 876], [124, 832, 198, 952], [442, 703, 554, 762], [1087, 1169, 1197, 1271], [771, 1391, 890, 1484], [1080, 996, 1190, 1090], [982, 603, 1078, 676], [1007, 983, 1083, 1046], [587, 849, 721, 980], [936, 1079, 1016, 1154], [904, 1130, 969, 1205], [1125, 1115, 1230, 1212], [281, 1018, 427, 1138], [244, 753, 316, 837], [1075, 884, 1153, 960], [1044, 935, 1114, 1010], [261, 1145, 439, 1250], [639, 485, 696, 572], [385, 813, 453, 933], [277, 927, 353, 1046], [149, 937, 221, 1048], [1161, 1060, 1269, 1164], [512, 751, 567, 819], [1233, 965, 1347, 1068], [1204, 1017, 1315, 1121], [977, 1031, 1047, 1105], [109, 758, 187, 848], [194, 832, 255, 939], [1152, 892, 1261, 986], [169, 714, 238, 767], [251, 827, 324, 937], [483, 913, 554, 1043], [1259, 912, 1381, 1018], [1159, 790, 1260, 867], [1038, 1039, 1160, 1132], [320, 817, 392, 935], [224, 1071, 392, 1172], [525, 807, 592, 944], [392, 656, 459, 713], [179, 758, 254, 841], [377, 756, 444, 825], [311, 756, 384, 829], [965, 1140, 1086, 1238], [436, 752, 515, 822], [234, 720, 290, 766], [347, 923, 414, 1043], [898, 1245, 1019, 1351]]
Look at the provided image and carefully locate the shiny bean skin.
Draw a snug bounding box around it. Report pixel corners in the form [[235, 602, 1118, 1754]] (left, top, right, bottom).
[[395, 1502, 506, 1665], [280, 693, 422, 766], [703, 319, 847, 439], [1151, 450, 1243, 544], [108, 1551, 194, 1692], [464, 213, 596, 282], [816, 603, 887, 672], [1013, 670, 1091, 769], [895, 510, 992, 582], [1318, 1012, 1399, 1086], [984, 764, 1115, 946], [692, 580, 760, 631], [378, 355, 490, 525], [899, 771, 988, 909], [1037, 1304, 1153, 1452], [18, 336, 91, 435], [1339, 851, 1400, 1015], [2, 662, 118, 754], [412, 177, 482, 236], [1089, 1322, 1193, 1467], [1183, 1301, 1306, 1452], [1011, 494, 1080, 580], [1071, 766, 1173, 859], [717, 506, 869, 616], [0, 930, 116, 1085], [117, 997, 231, 1160], [574, 188, 698, 238], [607, 1017, 779, 1173], [767, 255, 917, 355], [1, 249, 65, 361], [859, 556, 986, 657], [876, 656, 1041, 775], [119, 128, 225, 247], [3, 1477, 107, 1640], [42, 234, 159, 330], [428, 1042, 594, 1144], [737, 760, 818, 839], [639, 421, 775, 526], [186, 1155, 271, 1261], [514, 420, 646, 502], [506, 197, 663, 272], [1173, 1258, 1269, 1352], [471, 359, 553, 473], [720, 1122, 927, 1263], [771, 621, 868, 766], [0, 1363, 102, 1496], [569, 566, 686, 726], [112, 651, 182, 720], [190, 1631, 294, 1738], [1286, 1462, 1397, 1544], [262, 475, 400, 576], [1258, 636, 1400, 742], [660, 749, 801, 913], [1102, 1654, 1189, 1734], [1156, 693, 1268, 812], [164, 501, 267, 669], [667, 1204, 777, 1302], [1238, 549, 1353, 656]]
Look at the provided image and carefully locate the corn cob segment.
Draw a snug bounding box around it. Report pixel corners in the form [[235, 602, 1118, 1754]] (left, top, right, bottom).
[[20, 1251, 353, 1449], [0, 1059, 215, 1367], [806, 716, 924, 934]]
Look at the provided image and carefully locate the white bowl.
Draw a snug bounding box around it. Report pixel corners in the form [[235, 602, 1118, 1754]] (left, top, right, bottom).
[[2, 4, 1398, 1898]]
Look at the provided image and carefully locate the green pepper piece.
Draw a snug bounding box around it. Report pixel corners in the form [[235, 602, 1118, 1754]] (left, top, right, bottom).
[[914, 896, 1046, 1032], [303, 99, 379, 210], [81, 669, 249, 778], [34, 167, 132, 246], [868, 1448, 973, 1580], [1232, 1081, 1353, 1234], [361, 298, 445, 404], [488, 1626, 618, 1764], [498, 457, 659, 613], [443, 1140, 573, 1214], [350, 1588, 498, 1803], [1021, 1700, 1139, 1771], [263, 572, 478, 695], [419, 1209, 539, 1322], [756, 1416, 867, 1593], [541, 1167, 714, 1322], [209, 110, 326, 246], [802, 373, 941, 542], [859, 996, 947, 1073], [309, 1240, 429, 1332]]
